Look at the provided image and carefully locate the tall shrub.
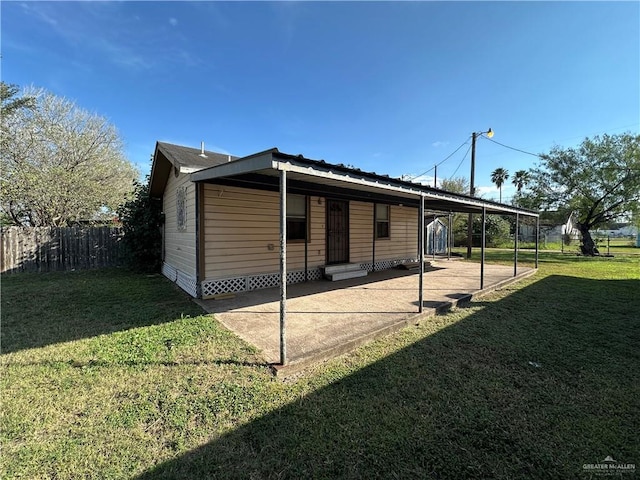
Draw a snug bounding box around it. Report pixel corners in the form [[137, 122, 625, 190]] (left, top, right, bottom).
[[117, 179, 163, 272]]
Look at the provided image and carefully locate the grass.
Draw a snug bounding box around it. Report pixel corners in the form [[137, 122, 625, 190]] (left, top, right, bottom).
[[2, 254, 639, 479]]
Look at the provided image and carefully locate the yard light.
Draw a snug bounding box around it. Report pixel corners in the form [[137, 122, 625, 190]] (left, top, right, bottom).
[[467, 128, 493, 259]]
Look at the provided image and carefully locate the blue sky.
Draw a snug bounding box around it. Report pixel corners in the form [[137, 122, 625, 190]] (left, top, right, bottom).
[[3, 1, 639, 202]]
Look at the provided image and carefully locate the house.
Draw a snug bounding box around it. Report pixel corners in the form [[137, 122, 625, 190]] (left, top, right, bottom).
[[593, 223, 638, 238], [425, 217, 449, 255], [519, 211, 580, 244], [149, 141, 538, 299]]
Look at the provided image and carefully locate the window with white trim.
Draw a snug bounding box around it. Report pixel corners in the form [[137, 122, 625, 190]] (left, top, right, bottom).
[[287, 194, 307, 241], [375, 203, 390, 239]]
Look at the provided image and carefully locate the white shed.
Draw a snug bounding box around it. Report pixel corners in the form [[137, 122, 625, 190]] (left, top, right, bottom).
[[425, 218, 448, 255]]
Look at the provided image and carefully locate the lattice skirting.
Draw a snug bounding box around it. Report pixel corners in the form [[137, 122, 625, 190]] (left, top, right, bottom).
[[199, 258, 415, 297], [201, 268, 323, 297], [162, 263, 198, 297], [360, 257, 417, 272]]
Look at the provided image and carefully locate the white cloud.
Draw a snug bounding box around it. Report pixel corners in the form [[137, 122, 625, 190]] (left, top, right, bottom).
[[19, 2, 58, 27], [475, 183, 517, 203], [431, 141, 449, 148], [95, 37, 153, 70], [17, 3, 198, 72], [407, 174, 437, 187], [475, 185, 499, 196]]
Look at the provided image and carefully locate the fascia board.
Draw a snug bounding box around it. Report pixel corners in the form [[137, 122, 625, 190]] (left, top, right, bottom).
[[190, 153, 276, 182]]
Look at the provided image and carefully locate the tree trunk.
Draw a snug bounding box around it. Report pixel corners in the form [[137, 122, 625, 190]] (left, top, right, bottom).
[[578, 222, 598, 256]]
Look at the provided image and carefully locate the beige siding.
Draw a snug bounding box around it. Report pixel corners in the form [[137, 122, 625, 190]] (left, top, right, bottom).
[[373, 205, 419, 261], [349, 201, 374, 263], [203, 185, 325, 279], [163, 172, 197, 276], [202, 185, 419, 280]]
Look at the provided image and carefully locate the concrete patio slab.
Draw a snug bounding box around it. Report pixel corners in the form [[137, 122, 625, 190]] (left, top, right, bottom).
[[196, 260, 536, 377]]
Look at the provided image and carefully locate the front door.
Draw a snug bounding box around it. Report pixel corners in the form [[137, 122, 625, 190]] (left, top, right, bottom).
[[326, 199, 349, 264]]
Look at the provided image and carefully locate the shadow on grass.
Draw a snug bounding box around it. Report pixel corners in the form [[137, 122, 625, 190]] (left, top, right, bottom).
[[1, 269, 204, 354], [1, 266, 453, 354], [7, 358, 267, 369], [135, 276, 640, 479]]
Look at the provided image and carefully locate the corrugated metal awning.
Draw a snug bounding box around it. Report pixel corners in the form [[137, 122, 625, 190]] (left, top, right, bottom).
[[190, 149, 538, 217]]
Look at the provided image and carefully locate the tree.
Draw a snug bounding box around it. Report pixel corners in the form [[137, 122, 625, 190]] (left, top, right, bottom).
[[490, 167, 509, 203], [117, 179, 163, 272], [439, 177, 468, 194], [524, 133, 640, 256], [439, 177, 469, 247], [449, 214, 511, 247], [512, 170, 530, 193], [1, 82, 35, 116], [511, 170, 531, 207], [1, 83, 35, 226], [1, 86, 138, 226]]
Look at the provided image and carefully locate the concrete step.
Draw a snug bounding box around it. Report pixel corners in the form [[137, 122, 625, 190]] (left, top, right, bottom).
[[323, 263, 363, 275], [322, 263, 368, 281], [326, 270, 369, 281]]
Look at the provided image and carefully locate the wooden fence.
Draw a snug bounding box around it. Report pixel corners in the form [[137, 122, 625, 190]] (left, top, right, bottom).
[[1, 226, 125, 274]]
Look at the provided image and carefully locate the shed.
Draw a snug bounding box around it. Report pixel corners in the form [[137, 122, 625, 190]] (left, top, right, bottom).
[[425, 218, 448, 255]]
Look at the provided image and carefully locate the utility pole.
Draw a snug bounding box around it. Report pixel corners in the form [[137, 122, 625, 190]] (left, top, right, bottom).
[[466, 132, 478, 259], [466, 128, 493, 259]]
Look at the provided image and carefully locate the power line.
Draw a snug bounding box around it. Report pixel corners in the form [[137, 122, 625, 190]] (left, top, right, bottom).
[[482, 136, 541, 158], [483, 125, 640, 160], [408, 137, 470, 180], [414, 126, 639, 182], [448, 143, 472, 180]]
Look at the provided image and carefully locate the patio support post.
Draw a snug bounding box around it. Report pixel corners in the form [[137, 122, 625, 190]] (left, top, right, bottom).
[[514, 212, 519, 277], [418, 195, 425, 313], [480, 207, 486, 290], [432, 214, 436, 260], [279, 169, 287, 365], [304, 199, 308, 282], [448, 212, 452, 260], [372, 203, 376, 272], [535, 216, 540, 268]]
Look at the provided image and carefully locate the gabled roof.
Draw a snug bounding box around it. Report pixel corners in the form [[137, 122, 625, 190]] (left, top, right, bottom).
[[149, 142, 239, 197], [426, 217, 447, 226]]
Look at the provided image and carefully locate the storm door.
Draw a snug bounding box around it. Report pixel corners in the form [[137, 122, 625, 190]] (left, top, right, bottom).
[[326, 199, 349, 264]]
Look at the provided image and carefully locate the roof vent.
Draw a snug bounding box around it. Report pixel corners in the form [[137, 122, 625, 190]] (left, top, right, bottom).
[[199, 141, 207, 158]]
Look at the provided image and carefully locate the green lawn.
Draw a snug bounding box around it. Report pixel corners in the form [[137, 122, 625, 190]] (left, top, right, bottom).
[[2, 254, 639, 479]]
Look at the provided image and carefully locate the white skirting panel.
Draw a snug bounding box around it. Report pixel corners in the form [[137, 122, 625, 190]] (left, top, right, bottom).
[[201, 268, 323, 297], [199, 257, 417, 297], [360, 257, 418, 272], [162, 262, 198, 298]]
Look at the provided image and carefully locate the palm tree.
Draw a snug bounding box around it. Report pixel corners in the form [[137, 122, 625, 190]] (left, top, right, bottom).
[[490, 167, 509, 203], [512, 170, 531, 193]]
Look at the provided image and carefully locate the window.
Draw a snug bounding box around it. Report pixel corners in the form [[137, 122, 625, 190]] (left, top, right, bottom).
[[287, 194, 307, 241], [176, 187, 187, 231], [375, 204, 389, 239]]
